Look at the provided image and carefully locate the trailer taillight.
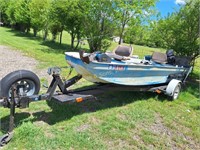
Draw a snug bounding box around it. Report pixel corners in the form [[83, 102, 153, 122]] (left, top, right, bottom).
[[76, 97, 83, 103], [155, 89, 162, 94]]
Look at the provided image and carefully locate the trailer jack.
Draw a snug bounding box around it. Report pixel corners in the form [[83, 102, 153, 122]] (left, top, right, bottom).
[[0, 86, 16, 147]]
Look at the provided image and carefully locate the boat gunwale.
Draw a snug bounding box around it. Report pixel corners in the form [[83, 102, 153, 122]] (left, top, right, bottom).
[[65, 52, 189, 70]]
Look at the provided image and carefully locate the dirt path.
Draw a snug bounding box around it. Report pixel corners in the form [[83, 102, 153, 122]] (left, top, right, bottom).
[[0, 45, 50, 81]]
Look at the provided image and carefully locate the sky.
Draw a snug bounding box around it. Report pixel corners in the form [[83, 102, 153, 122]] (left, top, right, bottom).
[[156, 0, 186, 18]]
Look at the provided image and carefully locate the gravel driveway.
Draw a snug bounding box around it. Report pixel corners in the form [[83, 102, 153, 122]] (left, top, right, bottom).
[[0, 45, 50, 81]]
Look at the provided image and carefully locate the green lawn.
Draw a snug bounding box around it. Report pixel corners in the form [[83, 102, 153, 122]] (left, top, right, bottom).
[[0, 27, 68, 69], [0, 27, 200, 149]]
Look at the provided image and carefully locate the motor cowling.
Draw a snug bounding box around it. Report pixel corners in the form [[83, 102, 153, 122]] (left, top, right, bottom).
[[166, 49, 175, 65]]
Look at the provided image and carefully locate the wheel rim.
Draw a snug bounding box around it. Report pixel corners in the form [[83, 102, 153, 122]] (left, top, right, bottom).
[[173, 85, 180, 100], [8, 79, 36, 97]]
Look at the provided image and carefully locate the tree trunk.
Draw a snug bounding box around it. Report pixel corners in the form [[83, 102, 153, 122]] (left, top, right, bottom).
[[59, 30, 63, 44], [26, 25, 30, 34], [118, 24, 125, 45], [43, 30, 48, 41], [52, 34, 57, 42], [70, 32, 75, 50], [33, 28, 37, 37], [71, 37, 74, 49], [88, 40, 94, 53], [74, 40, 80, 50], [20, 24, 25, 33]]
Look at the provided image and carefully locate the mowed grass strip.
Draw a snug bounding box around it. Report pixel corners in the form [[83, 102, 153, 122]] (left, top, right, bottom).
[[0, 27, 68, 68], [0, 27, 199, 149]]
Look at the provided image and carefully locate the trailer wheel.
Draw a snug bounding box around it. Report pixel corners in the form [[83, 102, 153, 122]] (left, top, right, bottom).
[[170, 83, 181, 100], [0, 70, 40, 98], [166, 79, 182, 100]]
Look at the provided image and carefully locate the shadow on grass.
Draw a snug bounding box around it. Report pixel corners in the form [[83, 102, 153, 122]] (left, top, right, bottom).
[[5, 28, 91, 54], [29, 91, 157, 124], [5, 28, 75, 54], [182, 80, 200, 111], [39, 41, 90, 55], [0, 112, 31, 133], [183, 80, 200, 99], [189, 72, 200, 81], [40, 41, 69, 54], [0, 90, 159, 133], [28, 82, 199, 125], [5, 28, 42, 42]]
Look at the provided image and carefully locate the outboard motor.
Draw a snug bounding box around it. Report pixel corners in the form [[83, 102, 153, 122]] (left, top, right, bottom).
[[166, 49, 175, 65]]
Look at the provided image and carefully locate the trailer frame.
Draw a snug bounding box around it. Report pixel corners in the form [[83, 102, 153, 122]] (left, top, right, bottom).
[[0, 66, 188, 146]]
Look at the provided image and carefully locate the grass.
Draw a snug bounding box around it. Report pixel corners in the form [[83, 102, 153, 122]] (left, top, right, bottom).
[[0, 27, 200, 149], [0, 27, 68, 69]]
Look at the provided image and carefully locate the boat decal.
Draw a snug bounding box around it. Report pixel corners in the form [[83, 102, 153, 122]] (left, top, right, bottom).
[[108, 65, 128, 71]]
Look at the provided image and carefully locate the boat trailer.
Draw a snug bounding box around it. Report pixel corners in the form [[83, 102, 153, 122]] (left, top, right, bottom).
[[0, 67, 191, 146]]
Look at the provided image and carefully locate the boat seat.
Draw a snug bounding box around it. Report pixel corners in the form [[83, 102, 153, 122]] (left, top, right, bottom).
[[113, 45, 133, 57], [152, 52, 167, 64], [79, 50, 90, 64], [106, 45, 133, 61]]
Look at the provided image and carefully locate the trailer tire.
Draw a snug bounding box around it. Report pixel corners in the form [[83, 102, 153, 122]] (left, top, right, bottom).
[[166, 79, 182, 100], [170, 83, 181, 100], [0, 70, 40, 98]]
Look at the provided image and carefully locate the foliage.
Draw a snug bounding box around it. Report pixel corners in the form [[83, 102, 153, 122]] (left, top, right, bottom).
[[113, 0, 157, 45], [5, 0, 17, 26], [50, 0, 68, 44], [0, 0, 10, 25], [64, 0, 84, 50], [50, 0, 84, 49], [29, 0, 51, 40], [5, 0, 31, 32], [14, 0, 31, 32], [150, 0, 200, 60], [124, 22, 152, 46], [80, 0, 115, 52]]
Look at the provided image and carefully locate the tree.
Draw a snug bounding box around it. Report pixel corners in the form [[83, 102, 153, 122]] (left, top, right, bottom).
[[6, 0, 18, 27], [50, 0, 84, 48], [4, 0, 30, 32], [29, 0, 51, 39], [172, 0, 199, 60], [151, 0, 199, 61], [49, 0, 66, 44], [80, 0, 115, 52], [150, 18, 173, 48], [15, 0, 31, 32], [64, 0, 84, 50], [6, 0, 31, 32], [0, 0, 10, 26], [113, 0, 157, 45]]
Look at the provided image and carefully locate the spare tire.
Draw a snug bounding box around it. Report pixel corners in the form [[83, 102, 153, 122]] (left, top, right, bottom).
[[0, 70, 40, 98]]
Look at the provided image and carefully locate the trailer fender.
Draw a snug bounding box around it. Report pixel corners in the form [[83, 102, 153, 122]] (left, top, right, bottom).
[[166, 79, 182, 100]]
